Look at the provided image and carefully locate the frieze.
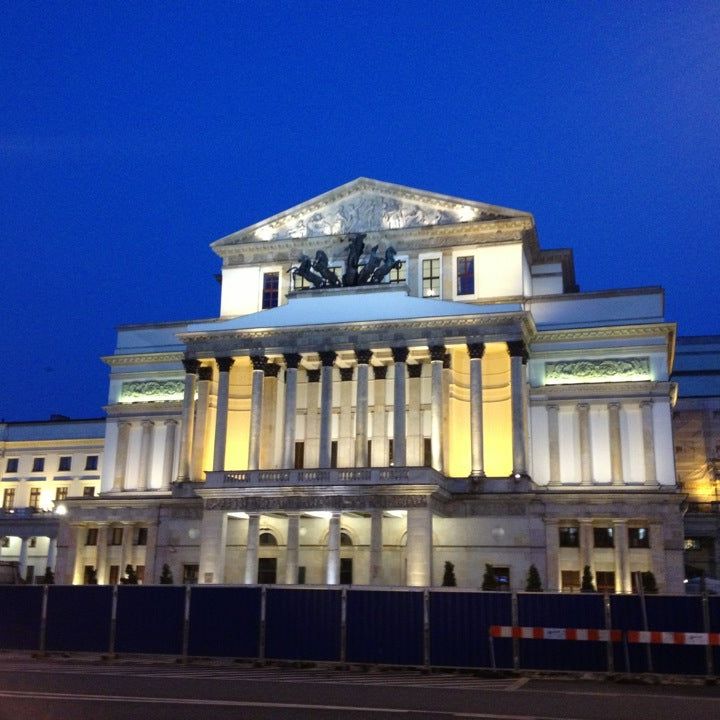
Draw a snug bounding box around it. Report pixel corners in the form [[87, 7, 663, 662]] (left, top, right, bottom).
[[204, 494, 429, 512], [102, 352, 184, 367], [119, 379, 185, 402], [545, 358, 651, 384]]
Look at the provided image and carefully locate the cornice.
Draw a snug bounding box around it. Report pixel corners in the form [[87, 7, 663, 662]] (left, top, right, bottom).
[[532, 323, 676, 344], [530, 380, 674, 401], [102, 352, 184, 367]]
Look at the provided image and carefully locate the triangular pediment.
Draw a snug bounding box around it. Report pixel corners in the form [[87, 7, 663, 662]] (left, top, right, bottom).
[[213, 178, 529, 246]]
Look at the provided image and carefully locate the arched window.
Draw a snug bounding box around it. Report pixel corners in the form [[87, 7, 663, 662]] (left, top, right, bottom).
[[340, 531, 353, 547], [259, 531, 278, 546]]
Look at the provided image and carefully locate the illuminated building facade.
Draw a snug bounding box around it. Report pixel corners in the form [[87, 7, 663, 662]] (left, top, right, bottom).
[[3, 180, 685, 591]]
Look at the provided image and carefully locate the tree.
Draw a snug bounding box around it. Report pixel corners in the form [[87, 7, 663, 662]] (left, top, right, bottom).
[[481, 563, 498, 591], [121, 564, 138, 585], [525, 564, 542, 592], [641, 571, 658, 594], [580, 565, 596, 593], [442, 561, 457, 587], [159, 563, 174, 585], [85, 566, 98, 585], [43, 567, 55, 585]]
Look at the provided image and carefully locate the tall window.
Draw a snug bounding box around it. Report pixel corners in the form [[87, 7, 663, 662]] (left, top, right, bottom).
[[85, 528, 98, 546], [294, 441, 305, 469], [29, 488, 41, 509], [456, 256, 475, 295], [110, 527, 123, 545], [58, 456, 72, 471], [5, 458, 18, 473], [2, 488, 15, 510], [387, 259, 407, 284], [422, 258, 441, 297], [559, 527, 579, 547], [261, 272, 280, 309], [84, 455, 99, 471], [135, 527, 148, 546], [55, 486, 68, 502], [628, 527, 650, 548], [593, 527, 614, 548], [183, 564, 199, 585], [595, 571, 616, 593], [31, 457, 45, 472]]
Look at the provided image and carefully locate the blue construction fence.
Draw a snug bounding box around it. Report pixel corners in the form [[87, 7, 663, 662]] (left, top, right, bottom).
[[0, 585, 717, 675]]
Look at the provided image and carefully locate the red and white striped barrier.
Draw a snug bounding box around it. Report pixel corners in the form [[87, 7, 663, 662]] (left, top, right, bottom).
[[626, 630, 720, 646], [490, 625, 621, 642]]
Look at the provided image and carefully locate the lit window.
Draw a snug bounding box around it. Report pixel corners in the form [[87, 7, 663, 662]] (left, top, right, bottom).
[[456, 256, 474, 295], [29, 488, 41, 509], [84, 455, 98, 471], [5, 458, 18, 474], [58, 456, 72, 472], [3, 489, 15, 510], [492, 566, 511, 591], [55, 487, 68, 502], [387, 258, 407, 284], [422, 258, 441, 297], [261, 272, 280, 309], [32, 457, 45, 473], [561, 570, 580, 591], [628, 527, 650, 548]]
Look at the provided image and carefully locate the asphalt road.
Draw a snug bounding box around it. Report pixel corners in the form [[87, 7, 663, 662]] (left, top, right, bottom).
[[0, 658, 717, 720]]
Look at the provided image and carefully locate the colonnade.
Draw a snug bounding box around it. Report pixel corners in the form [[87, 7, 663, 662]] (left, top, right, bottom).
[[1, 535, 58, 582]]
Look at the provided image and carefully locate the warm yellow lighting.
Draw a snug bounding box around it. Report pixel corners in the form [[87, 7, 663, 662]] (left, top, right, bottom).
[[306, 511, 333, 519], [228, 512, 249, 519], [386, 510, 406, 518], [55, 504, 68, 516]]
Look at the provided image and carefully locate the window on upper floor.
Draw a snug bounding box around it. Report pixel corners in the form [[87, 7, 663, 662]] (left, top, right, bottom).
[[135, 527, 148, 546], [84, 455, 99, 471], [628, 527, 650, 549], [421, 258, 441, 297], [5, 458, 18, 474], [559, 526, 580, 547], [387, 257, 407, 284], [83, 486, 95, 498], [456, 256, 475, 295], [85, 528, 98, 546], [58, 456, 72, 471], [55, 486, 68, 502], [109, 527, 123, 545], [2, 489, 15, 510], [29, 488, 41, 509], [261, 271, 280, 309], [32, 457, 45, 473], [593, 527, 614, 548]]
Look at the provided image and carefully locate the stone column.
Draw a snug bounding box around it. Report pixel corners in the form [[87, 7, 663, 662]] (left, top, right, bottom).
[[547, 404, 561, 486], [406, 504, 432, 587], [305, 369, 321, 467], [579, 520, 593, 577], [354, 350, 372, 467], [391, 347, 409, 467], [338, 367, 354, 467], [247, 355, 267, 471], [613, 520, 630, 593], [161, 419, 178, 490], [120, 523, 134, 575], [608, 402, 624, 486], [192, 366, 213, 480], [282, 354, 301, 468], [649, 523, 666, 590], [244, 514, 260, 584], [577, 403, 593, 486], [429, 346, 445, 473], [507, 341, 528, 477], [177, 358, 199, 482], [318, 351, 337, 469], [137, 420, 154, 491], [371, 365, 388, 466], [112, 421, 132, 492], [285, 514, 299, 584], [198, 509, 228, 584], [370, 508, 383, 585], [96, 525, 109, 585], [544, 519, 560, 591], [442, 353, 452, 470], [18, 537, 29, 581], [210, 358, 232, 472], [46, 537, 57, 572], [260, 362, 281, 469], [143, 523, 158, 583], [406, 363, 422, 466], [72, 526, 85, 585], [467, 342, 486, 478], [640, 401, 657, 486], [326, 512, 341, 584]]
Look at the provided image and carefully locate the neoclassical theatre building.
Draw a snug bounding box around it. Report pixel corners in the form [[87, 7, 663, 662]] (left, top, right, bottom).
[[5, 179, 684, 592]]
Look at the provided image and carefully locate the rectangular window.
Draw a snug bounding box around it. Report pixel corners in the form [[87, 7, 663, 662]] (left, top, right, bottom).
[[294, 442, 304, 470], [136, 565, 145, 584], [261, 271, 280, 309], [58, 456, 72, 472], [340, 558, 353, 585], [29, 537, 37, 548], [330, 441, 338, 469], [55, 487, 68, 502], [83, 486, 95, 497], [628, 527, 650, 548], [422, 258, 441, 297], [0, 537, 9, 548], [5, 458, 18, 473], [297, 566, 306, 585], [367, 440, 372, 464], [387, 258, 407, 284], [388, 438, 394, 467], [2, 488, 15, 510], [85, 528, 98, 546], [32, 457, 45, 472], [109, 565, 120, 585], [561, 570, 580, 591], [83, 566, 95, 585], [423, 438, 432, 467], [593, 527, 614, 548], [183, 564, 199, 585], [456, 256, 475, 295], [559, 527, 579, 548], [595, 571, 616, 593], [25, 566, 34, 584], [136, 527, 148, 546], [493, 566, 511, 591], [84, 455, 99, 471], [110, 527, 123, 546], [29, 488, 41, 509], [257, 558, 277, 585]]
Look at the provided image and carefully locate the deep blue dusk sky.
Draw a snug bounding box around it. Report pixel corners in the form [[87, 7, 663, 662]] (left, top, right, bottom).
[[1, 1, 719, 422]]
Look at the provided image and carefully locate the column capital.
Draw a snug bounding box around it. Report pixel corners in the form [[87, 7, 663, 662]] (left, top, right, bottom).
[[577, 402, 590, 412], [263, 362, 281, 378], [163, 418, 178, 427], [608, 401, 621, 410], [506, 340, 529, 362], [117, 420, 132, 430], [215, 357, 234, 373], [198, 365, 214, 381], [429, 345, 446, 362], [355, 349, 373, 365], [407, 363, 422, 379], [307, 368, 321, 383], [467, 342, 486, 359], [373, 365, 388, 380], [182, 358, 200, 374], [640, 400, 654, 409], [284, 353, 302, 369], [391, 346, 409, 363], [318, 350, 337, 367], [250, 355, 267, 371], [339, 367, 354, 382], [141, 419, 155, 428]]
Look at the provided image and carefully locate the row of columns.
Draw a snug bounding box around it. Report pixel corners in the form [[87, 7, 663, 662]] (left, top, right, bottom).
[[546, 400, 656, 486], [179, 341, 529, 479], [8, 536, 58, 580]]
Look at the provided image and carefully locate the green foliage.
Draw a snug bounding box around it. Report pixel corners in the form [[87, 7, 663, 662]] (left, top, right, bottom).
[[481, 563, 498, 591], [442, 561, 457, 587], [580, 565, 596, 593], [86, 566, 98, 585], [525, 564, 542, 592], [159, 563, 174, 585], [43, 567, 55, 585], [121, 564, 139, 585]]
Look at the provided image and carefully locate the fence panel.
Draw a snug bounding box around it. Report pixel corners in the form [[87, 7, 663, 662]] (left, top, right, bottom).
[[46, 586, 113, 652], [265, 587, 341, 662], [709, 596, 720, 674], [517, 593, 608, 671], [429, 590, 513, 669], [0, 586, 43, 650], [115, 586, 185, 655], [609, 594, 643, 672], [187, 586, 262, 658], [346, 589, 424, 666]]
